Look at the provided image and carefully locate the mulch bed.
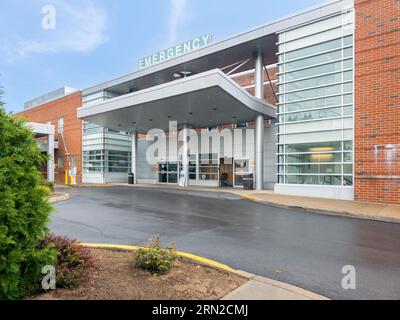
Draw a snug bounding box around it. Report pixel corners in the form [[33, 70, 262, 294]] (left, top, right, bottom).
[[32, 248, 247, 300]]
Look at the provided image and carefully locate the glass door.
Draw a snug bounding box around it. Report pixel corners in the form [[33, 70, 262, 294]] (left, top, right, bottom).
[[158, 161, 178, 184], [234, 159, 250, 187]]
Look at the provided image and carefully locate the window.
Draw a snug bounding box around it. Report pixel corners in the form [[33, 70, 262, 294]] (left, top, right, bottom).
[[286, 50, 342, 72], [158, 161, 178, 183], [285, 39, 342, 61], [285, 73, 343, 92], [284, 62, 342, 82], [199, 154, 219, 181], [71, 155, 77, 167], [57, 156, 64, 169], [278, 11, 355, 187], [58, 117, 64, 134]]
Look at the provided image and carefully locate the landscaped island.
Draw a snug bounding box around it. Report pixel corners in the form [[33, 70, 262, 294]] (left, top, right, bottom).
[[32, 248, 246, 300]]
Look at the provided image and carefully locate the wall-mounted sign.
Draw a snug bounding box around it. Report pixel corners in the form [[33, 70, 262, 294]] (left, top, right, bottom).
[[138, 33, 213, 69]]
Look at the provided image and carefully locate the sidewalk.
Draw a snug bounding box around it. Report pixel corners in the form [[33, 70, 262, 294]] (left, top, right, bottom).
[[239, 191, 400, 224], [222, 273, 328, 300], [111, 183, 400, 224]]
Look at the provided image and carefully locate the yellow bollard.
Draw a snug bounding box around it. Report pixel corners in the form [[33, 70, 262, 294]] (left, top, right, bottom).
[[65, 170, 69, 185]]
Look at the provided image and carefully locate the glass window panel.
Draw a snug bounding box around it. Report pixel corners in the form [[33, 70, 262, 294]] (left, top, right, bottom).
[[286, 175, 342, 185], [285, 107, 342, 122], [286, 39, 342, 61], [344, 82, 353, 93], [57, 157, 64, 168], [285, 62, 342, 81], [286, 50, 342, 71], [285, 73, 342, 92], [285, 28, 342, 51], [234, 160, 250, 173], [343, 35, 353, 46], [284, 130, 344, 144], [285, 95, 342, 112], [344, 152, 353, 162], [286, 153, 342, 163], [344, 106, 353, 116], [286, 141, 342, 153], [344, 141, 353, 150], [344, 94, 353, 104], [343, 47, 353, 58], [344, 164, 353, 174], [343, 70, 353, 81], [343, 58, 353, 69], [343, 176, 353, 186], [286, 84, 342, 102], [58, 118, 64, 134], [286, 164, 342, 174]]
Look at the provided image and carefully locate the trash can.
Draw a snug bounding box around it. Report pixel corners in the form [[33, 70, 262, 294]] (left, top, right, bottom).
[[242, 174, 254, 190], [128, 172, 134, 185]]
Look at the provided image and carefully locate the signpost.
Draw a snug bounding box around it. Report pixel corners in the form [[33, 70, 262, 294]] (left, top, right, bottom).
[[138, 33, 213, 69]]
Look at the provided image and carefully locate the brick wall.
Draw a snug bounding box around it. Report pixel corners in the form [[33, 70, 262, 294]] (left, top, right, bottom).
[[16, 92, 83, 184], [355, 0, 400, 204], [231, 67, 278, 106]]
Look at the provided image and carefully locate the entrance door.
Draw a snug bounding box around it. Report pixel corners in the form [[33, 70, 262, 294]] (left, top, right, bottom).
[[219, 158, 234, 187], [234, 159, 250, 187], [158, 161, 178, 184]]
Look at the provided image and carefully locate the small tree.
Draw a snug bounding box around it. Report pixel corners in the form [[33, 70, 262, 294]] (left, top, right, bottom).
[[0, 92, 56, 299]]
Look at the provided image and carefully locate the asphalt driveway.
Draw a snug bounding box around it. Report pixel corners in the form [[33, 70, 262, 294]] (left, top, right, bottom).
[[51, 186, 400, 300]]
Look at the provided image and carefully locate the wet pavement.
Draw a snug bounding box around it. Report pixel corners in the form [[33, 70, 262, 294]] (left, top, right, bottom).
[[51, 186, 400, 300]]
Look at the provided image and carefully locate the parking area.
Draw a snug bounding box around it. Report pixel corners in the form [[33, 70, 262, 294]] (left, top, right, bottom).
[[52, 186, 400, 300]]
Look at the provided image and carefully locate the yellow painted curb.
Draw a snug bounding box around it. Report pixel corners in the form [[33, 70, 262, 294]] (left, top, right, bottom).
[[239, 194, 257, 201], [81, 243, 235, 273]]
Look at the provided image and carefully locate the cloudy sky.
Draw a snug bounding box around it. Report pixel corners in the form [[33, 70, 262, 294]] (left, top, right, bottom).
[[0, 0, 323, 113]]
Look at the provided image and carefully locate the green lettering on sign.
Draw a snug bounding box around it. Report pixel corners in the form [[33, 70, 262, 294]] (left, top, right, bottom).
[[138, 33, 213, 69]]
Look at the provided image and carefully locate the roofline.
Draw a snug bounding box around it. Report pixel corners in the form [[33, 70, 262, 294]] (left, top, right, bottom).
[[15, 89, 82, 115], [83, 0, 353, 96]]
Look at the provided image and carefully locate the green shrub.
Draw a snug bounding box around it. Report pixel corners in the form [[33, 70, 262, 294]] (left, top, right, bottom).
[[41, 180, 54, 192], [0, 107, 56, 299], [135, 235, 177, 275], [39, 235, 95, 289]]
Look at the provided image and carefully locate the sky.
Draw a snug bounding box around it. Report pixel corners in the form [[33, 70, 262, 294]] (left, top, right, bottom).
[[0, 0, 324, 113]]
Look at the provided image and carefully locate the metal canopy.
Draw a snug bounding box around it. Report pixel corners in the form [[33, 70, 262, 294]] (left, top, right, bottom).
[[29, 122, 55, 138], [78, 69, 277, 134]]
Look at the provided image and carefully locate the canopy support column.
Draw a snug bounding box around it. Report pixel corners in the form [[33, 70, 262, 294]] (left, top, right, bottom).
[[182, 126, 189, 187], [47, 133, 55, 183], [131, 132, 137, 184], [255, 52, 265, 191]]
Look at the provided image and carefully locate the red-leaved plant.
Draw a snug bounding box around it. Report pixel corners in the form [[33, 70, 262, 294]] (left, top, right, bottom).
[[39, 235, 95, 289]]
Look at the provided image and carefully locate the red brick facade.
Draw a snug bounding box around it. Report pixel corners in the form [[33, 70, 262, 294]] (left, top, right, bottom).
[[16, 92, 83, 184], [232, 67, 278, 106], [355, 0, 400, 204]]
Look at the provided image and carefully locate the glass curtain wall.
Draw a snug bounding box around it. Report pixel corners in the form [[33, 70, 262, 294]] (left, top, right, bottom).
[[82, 122, 131, 183], [277, 10, 354, 187]]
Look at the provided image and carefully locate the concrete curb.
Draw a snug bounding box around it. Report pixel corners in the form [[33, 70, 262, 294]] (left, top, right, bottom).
[[81, 243, 329, 301], [49, 192, 70, 203], [238, 194, 400, 224]]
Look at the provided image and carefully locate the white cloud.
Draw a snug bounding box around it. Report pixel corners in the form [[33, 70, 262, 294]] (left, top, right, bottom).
[[168, 0, 188, 44], [1, 0, 108, 61]]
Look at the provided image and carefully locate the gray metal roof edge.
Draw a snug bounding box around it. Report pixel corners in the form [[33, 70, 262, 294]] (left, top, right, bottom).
[[83, 0, 351, 96], [218, 71, 277, 118], [28, 122, 55, 135], [78, 69, 277, 119]]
